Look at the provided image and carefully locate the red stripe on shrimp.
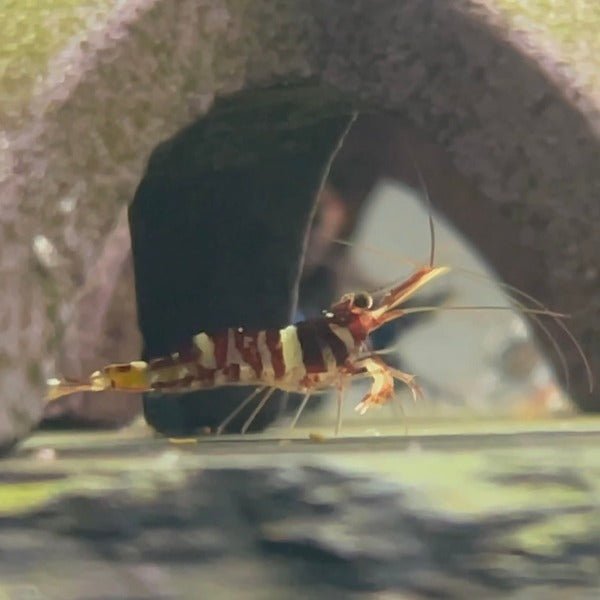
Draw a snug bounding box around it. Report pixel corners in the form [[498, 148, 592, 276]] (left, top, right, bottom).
[[265, 329, 285, 379], [213, 331, 228, 369], [234, 329, 263, 377]]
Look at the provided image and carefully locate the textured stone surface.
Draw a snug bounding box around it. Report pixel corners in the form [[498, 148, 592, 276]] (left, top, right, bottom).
[[42, 206, 143, 428], [1, 422, 599, 598], [1, 0, 599, 448]]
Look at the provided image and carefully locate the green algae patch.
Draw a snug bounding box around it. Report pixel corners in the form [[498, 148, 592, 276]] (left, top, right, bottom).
[[491, 0, 600, 92], [0, 444, 194, 516], [0, 479, 69, 515], [506, 510, 600, 556], [0, 466, 186, 516], [341, 449, 592, 517], [3, 421, 600, 524], [0, 0, 117, 121], [494, 0, 600, 52]]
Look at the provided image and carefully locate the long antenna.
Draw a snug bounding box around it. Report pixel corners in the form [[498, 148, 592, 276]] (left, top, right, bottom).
[[293, 111, 358, 320], [413, 164, 436, 268]]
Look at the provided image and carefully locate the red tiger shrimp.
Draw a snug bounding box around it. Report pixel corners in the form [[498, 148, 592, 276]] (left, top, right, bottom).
[[46, 227, 587, 435], [45, 262, 449, 432]]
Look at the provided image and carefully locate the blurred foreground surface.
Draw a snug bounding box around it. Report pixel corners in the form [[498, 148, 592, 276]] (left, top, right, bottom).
[[1, 417, 599, 599]]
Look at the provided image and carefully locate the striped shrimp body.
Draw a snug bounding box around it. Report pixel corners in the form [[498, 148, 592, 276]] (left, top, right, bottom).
[[46, 265, 449, 424]]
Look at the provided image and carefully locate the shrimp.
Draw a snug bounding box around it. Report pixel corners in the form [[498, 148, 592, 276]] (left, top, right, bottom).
[[46, 189, 594, 436], [46, 262, 449, 427], [46, 258, 586, 435]]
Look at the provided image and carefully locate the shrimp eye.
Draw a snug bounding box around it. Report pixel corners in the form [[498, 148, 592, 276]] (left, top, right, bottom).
[[353, 291, 373, 310]]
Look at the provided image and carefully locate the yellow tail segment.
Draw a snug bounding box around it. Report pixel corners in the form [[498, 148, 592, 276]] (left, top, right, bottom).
[[45, 361, 150, 402], [103, 361, 150, 392]]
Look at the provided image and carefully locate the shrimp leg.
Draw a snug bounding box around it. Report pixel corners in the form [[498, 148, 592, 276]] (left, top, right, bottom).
[[353, 355, 421, 414], [289, 392, 311, 429], [335, 384, 346, 435], [241, 388, 277, 434], [216, 387, 266, 435]]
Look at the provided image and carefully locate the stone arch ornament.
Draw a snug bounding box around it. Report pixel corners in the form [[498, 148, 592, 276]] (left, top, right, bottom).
[[1, 0, 598, 448]]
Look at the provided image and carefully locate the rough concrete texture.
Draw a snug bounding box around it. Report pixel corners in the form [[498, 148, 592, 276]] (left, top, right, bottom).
[[1, 0, 599, 448], [41, 206, 143, 427], [1, 424, 599, 598]]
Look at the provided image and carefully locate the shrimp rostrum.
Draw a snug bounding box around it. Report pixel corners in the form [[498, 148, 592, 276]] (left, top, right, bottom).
[[46, 265, 448, 427]]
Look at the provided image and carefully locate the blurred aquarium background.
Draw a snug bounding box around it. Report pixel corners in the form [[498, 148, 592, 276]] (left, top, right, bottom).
[[279, 177, 570, 434]]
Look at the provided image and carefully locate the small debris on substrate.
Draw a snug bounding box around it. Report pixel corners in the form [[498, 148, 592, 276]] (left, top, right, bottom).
[[510, 383, 573, 420], [364, 428, 382, 437], [166, 425, 219, 444], [34, 447, 57, 461], [120, 414, 155, 437], [168, 438, 199, 445]]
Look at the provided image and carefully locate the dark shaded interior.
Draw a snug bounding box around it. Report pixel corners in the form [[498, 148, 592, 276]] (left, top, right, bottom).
[[129, 86, 354, 435]]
